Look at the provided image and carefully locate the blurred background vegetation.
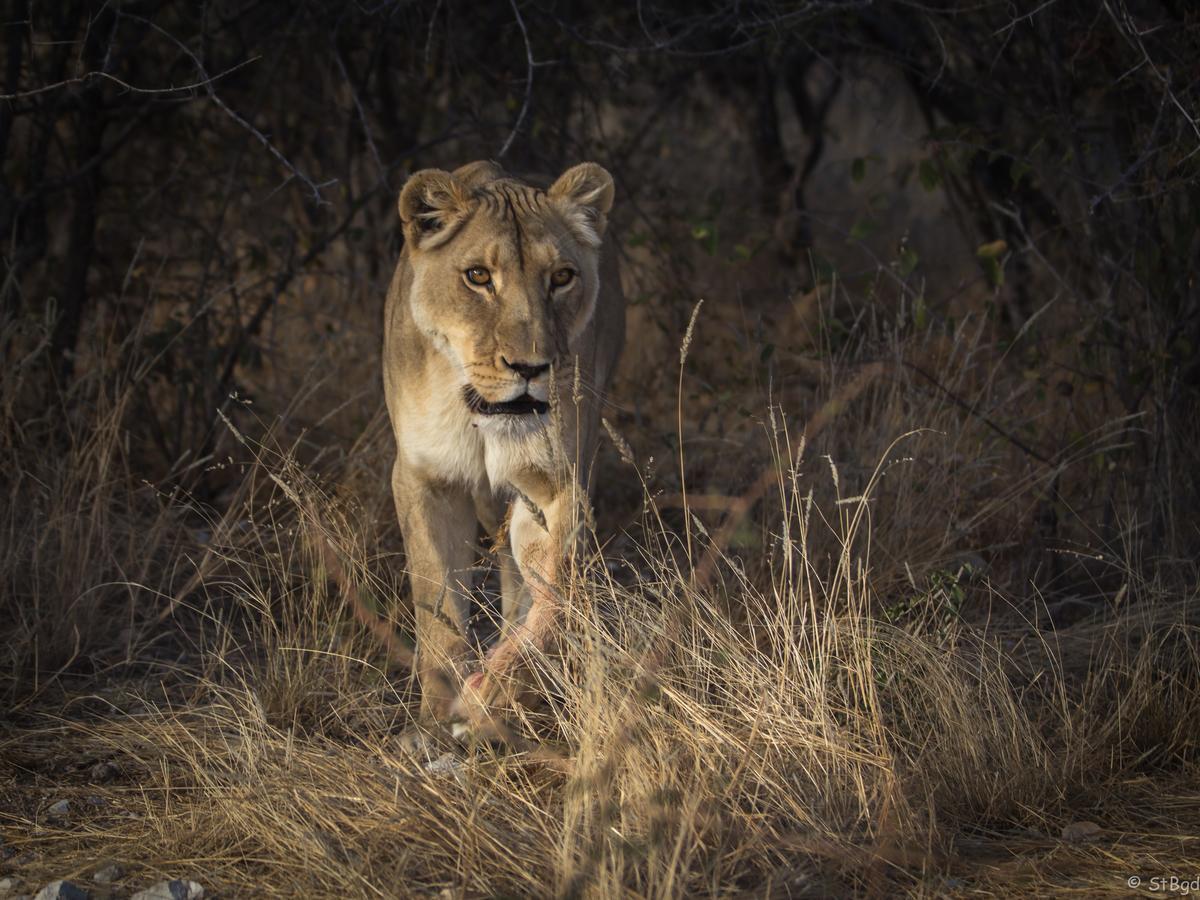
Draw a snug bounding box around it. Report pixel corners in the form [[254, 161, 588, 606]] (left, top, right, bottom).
[[4, 0, 1197, 529]]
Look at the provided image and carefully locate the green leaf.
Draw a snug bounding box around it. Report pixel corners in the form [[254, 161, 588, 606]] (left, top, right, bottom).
[[848, 219, 877, 241], [981, 255, 1005, 288], [898, 247, 919, 277], [851, 157, 866, 183], [918, 159, 941, 192], [976, 239, 1007, 259], [691, 222, 718, 256], [1010, 158, 1032, 189], [730, 520, 760, 550]]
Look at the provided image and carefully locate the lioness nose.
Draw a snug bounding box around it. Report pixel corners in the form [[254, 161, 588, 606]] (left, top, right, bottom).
[[502, 357, 550, 380]]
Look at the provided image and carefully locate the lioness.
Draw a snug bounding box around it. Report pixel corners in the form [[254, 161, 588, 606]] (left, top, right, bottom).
[[383, 160, 623, 739]]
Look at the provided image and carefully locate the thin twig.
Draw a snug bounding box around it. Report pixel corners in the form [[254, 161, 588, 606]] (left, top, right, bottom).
[[1105, 0, 1200, 157], [332, 40, 386, 186], [1090, 74, 1170, 211], [992, 0, 1062, 37], [903, 362, 1053, 465], [424, 0, 444, 72], [498, 0, 534, 159], [124, 12, 336, 203], [318, 536, 416, 670], [0, 57, 260, 100], [693, 361, 886, 590]]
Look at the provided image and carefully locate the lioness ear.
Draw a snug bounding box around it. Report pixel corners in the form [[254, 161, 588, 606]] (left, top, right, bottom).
[[451, 159, 505, 190], [398, 169, 472, 250], [548, 162, 614, 246]]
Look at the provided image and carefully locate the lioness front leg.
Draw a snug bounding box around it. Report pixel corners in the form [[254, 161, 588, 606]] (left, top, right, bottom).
[[450, 490, 572, 738], [392, 460, 477, 725]]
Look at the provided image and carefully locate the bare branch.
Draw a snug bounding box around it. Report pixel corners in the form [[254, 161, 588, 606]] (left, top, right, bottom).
[[332, 40, 386, 186], [1105, 0, 1200, 156], [124, 12, 336, 204], [0, 57, 260, 100], [498, 0, 534, 159], [424, 0, 444, 72]]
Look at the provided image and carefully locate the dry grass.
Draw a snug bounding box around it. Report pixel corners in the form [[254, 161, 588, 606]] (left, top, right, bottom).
[[3, 272, 1199, 898]]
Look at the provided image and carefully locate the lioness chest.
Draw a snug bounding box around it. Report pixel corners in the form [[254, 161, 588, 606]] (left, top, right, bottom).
[[394, 382, 556, 497]]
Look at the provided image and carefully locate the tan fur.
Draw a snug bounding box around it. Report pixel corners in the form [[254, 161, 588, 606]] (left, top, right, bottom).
[[382, 160, 624, 737]]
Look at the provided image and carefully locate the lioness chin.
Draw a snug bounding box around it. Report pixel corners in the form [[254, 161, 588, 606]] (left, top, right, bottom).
[[382, 159, 624, 742]]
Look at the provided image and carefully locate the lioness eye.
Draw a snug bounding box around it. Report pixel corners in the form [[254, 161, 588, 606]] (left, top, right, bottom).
[[550, 268, 575, 288], [465, 266, 491, 286]]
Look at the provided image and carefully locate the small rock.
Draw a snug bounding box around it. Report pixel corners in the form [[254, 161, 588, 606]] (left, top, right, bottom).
[[423, 752, 464, 776], [0, 876, 18, 894], [32, 882, 89, 900], [1061, 820, 1102, 843], [46, 800, 70, 817], [83, 796, 105, 808], [130, 880, 204, 900], [91, 864, 123, 885], [87, 761, 119, 783]]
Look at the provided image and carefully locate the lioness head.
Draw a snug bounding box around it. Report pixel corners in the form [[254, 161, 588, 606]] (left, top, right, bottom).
[[398, 160, 614, 426]]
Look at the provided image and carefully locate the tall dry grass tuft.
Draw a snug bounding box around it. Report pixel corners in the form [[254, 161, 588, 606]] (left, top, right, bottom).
[[1, 313, 191, 708]]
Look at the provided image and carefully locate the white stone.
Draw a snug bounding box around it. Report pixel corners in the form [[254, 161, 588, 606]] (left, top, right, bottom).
[[91, 864, 123, 885], [130, 880, 204, 900]]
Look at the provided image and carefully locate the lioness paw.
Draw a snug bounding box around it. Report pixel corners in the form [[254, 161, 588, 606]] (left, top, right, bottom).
[[448, 671, 490, 725], [393, 722, 453, 761], [448, 672, 521, 746]]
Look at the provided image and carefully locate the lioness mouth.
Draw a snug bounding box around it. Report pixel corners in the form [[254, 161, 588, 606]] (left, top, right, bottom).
[[463, 386, 549, 417]]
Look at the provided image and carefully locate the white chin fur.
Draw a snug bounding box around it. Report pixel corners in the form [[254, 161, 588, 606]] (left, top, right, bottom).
[[473, 411, 548, 437]]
